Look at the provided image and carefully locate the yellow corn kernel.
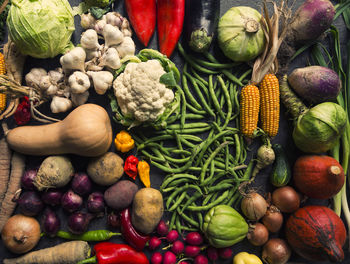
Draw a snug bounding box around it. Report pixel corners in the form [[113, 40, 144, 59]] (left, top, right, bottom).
[[259, 73, 280, 137], [240, 84, 260, 137], [0, 52, 6, 111]]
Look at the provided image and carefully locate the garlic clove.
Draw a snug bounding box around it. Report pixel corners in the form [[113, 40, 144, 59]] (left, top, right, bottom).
[[46, 85, 59, 96], [60, 47, 86, 74], [115, 37, 135, 58], [68, 71, 91, 94], [25, 68, 47, 88], [95, 19, 107, 35], [80, 13, 96, 29], [71, 91, 89, 106], [87, 71, 114, 95], [50, 96, 72, 113], [99, 47, 121, 70], [48, 68, 64, 85], [39, 75, 51, 91], [81, 29, 101, 50], [103, 24, 124, 47]]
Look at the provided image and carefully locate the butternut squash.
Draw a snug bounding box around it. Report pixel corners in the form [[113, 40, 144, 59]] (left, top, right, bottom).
[[6, 104, 113, 157]]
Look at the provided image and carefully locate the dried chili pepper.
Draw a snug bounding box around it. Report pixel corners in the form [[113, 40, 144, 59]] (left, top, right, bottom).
[[114, 130, 135, 153], [137, 160, 150, 188], [120, 208, 150, 251], [77, 242, 149, 264], [14, 96, 30, 125], [157, 0, 185, 57], [124, 155, 139, 180], [125, 0, 156, 47]]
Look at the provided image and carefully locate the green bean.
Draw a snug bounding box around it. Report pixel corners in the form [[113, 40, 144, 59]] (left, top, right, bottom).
[[166, 184, 188, 209], [161, 186, 176, 193], [169, 211, 177, 231], [228, 191, 242, 207], [186, 103, 207, 115], [197, 210, 203, 230], [200, 142, 232, 184], [207, 183, 234, 193], [177, 208, 199, 227], [167, 122, 209, 130], [218, 76, 232, 130], [179, 191, 202, 213], [166, 178, 193, 188], [184, 113, 206, 120], [186, 190, 229, 211], [175, 214, 183, 235], [234, 134, 241, 164], [178, 43, 219, 75], [137, 142, 170, 155], [188, 166, 225, 173], [190, 66, 209, 86], [55, 230, 121, 242], [194, 76, 211, 102], [161, 173, 198, 189], [139, 150, 165, 163], [169, 191, 187, 211], [171, 149, 192, 155], [182, 63, 203, 110], [178, 86, 187, 129], [184, 70, 210, 100], [206, 171, 227, 186], [178, 225, 198, 232], [239, 68, 253, 81], [209, 75, 225, 119], [192, 56, 240, 69]]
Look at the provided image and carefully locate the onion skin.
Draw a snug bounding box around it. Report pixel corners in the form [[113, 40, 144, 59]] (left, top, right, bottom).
[[262, 206, 283, 233], [272, 186, 300, 213], [1, 214, 41, 254], [241, 192, 268, 221], [247, 223, 269, 246], [262, 238, 291, 264]]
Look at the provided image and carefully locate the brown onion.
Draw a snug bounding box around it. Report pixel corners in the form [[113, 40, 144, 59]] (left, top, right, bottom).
[[272, 186, 300, 213], [241, 192, 268, 221], [247, 223, 269, 246], [1, 214, 41, 254], [262, 238, 291, 264], [262, 205, 283, 233]]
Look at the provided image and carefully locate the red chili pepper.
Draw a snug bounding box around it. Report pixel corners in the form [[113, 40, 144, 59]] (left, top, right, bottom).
[[78, 242, 149, 264], [120, 208, 150, 251], [125, 0, 156, 47], [157, 0, 185, 57], [14, 96, 31, 125], [124, 155, 139, 180]]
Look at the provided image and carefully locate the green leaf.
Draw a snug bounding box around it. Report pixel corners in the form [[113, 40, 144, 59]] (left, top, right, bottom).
[[90, 6, 109, 19], [160, 72, 177, 87]]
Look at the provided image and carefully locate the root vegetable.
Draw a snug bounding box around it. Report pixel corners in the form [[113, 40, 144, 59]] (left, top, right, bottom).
[[71, 91, 90, 106], [17, 191, 44, 216], [104, 180, 138, 210], [48, 68, 64, 84], [247, 223, 269, 246], [34, 155, 74, 191], [115, 36, 135, 58], [60, 47, 86, 73], [241, 192, 268, 221], [50, 96, 72, 113], [95, 19, 107, 34], [1, 214, 41, 254], [262, 238, 291, 264], [71, 172, 92, 196], [42, 207, 60, 237], [3, 39, 27, 84], [253, 143, 275, 178], [25, 68, 47, 88], [68, 71, 91, 94], [3, 240, 91, 264], [81, 29, 101, 50], [98, 48, 121, 70], [21, 169, 37, 190], [81, 13, 96, 29], [41, 189, 63, 207], [103, 24, 124, 47], [68, 212, 93, 235], [61, 190, 83, 213], [0, 137, 12, 207], [87, 70, 114, 95], [272, 186, 300, 213], [262, 205, 283, 233], [0, 152, 26, 232]]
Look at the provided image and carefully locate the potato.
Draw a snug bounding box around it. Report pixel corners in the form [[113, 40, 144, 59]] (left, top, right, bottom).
[[104, 180, 138, 210], [132, 188, 164, 234], [87, 152, 124, 186]]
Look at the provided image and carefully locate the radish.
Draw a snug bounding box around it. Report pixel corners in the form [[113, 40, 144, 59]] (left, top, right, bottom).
[[207, 246, 219, 261], [166, 230, 179, 243], [218, 247, 233, 259], [151, 252, 163, 264], [171, 240, 184, 255], [184, 245, 201, 257], [149, 236, 162, 250], [163, 251, 177, 264], [194, 255, 209, 264], [184, 232, 203, 246], [156, 220, 169, 236]]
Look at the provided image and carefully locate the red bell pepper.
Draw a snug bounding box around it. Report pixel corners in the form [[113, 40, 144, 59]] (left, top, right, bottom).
[[120, 208, 150, 251], [124, 155, 139, 180], [78, 242, 149, 264], [157, 0, 185, 58], [125, 0, 156, 47]]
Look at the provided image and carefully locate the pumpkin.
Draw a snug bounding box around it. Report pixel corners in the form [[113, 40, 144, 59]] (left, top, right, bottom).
[[293, 155, 344, 199], [6, 104, 112, 157], [286, 205, 346, 262]]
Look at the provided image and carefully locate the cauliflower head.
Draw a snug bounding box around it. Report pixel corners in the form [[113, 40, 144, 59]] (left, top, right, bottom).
[[113, 59, 175, 123]]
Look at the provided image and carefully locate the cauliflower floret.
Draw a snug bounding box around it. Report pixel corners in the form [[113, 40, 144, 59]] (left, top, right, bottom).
[[113, 60, 175, 122]]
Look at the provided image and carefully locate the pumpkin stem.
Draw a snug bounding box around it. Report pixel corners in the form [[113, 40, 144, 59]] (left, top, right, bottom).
[[328, 165, 342, 177]]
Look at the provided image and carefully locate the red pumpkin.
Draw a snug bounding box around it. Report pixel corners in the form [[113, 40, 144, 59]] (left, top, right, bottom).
[[286, 205, 346, 262], [293, 155, 344, 199]]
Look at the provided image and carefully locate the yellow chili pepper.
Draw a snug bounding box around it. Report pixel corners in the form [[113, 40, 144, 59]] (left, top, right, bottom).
[[115, 130, 135, 153], [233, 252, 263, 264], [138, 160, 151, 188]]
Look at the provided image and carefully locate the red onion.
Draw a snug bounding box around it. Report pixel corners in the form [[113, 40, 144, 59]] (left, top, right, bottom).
[[87, 191, 105, 215], [41, 189, 63, 207], [17, 191, 44, 216], [61, 190, 83, 213], [41, 207, 60, 237], [71, 172, 92, 196], [21, 169, 37, 190], [68, 211, 93, 235]]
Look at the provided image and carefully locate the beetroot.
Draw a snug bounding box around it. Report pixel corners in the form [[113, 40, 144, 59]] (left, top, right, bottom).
[[287, 0, 335, 43]]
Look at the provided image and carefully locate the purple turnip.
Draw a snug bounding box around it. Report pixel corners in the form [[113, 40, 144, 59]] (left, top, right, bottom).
[[288, 66, 341, 104], [287, 0, 335, 43]]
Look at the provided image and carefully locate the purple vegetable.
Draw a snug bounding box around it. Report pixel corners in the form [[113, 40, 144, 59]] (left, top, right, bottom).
[[194, 255, 209, 264], [41, 189, 63, 207], [68, 211, 93, 235], [218, 247, 233, 259], [17, 191, 44, 216], [171, 240, 184, 255], [148, 236, 162, 250], [288, 66, 341, 104], [156, 220, 169, 236], [287, 0, 335, 43], [150, 252, 163, 264], [71, 172, 92, 196], [61, 190, 83, 213], [107, 211, 121, 229], [185, 232, 203, 246], [87, 191, 105, 214], [184, 245, 201, 257], [41, 207, 60, 237], [21, 169, 37, 190], [163, 251, 177, 264]]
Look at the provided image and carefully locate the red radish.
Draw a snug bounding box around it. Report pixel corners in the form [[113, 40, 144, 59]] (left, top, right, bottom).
[[184, 245, 200, 257], [151, 252, 163, 264], [163, 251, 177, 264], [166, 230, 179, 243], [171, 240, 184, 255], [185, 232, 203, 245], [194, 255, 208, 264], [157, 220, 169, 236], [207, 246, 219, 261], [218, 247, 233, 259], [149, 236, 162, 250]]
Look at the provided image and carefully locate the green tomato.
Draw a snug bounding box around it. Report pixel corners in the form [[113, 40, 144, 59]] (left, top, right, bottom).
[[203, 205, 248, 248], [218, 6, 266, 62]]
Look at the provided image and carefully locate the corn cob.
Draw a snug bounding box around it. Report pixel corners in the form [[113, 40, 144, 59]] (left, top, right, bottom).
[[0, 52, 6, 111], [240, 84, 260, 137], [259, 73, 280, 137]]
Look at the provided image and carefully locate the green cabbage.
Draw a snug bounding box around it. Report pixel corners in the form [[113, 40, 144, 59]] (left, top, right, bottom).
[[7, 0, 75, 58]]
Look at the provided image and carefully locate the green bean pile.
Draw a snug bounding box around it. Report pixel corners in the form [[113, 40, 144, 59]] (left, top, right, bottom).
[[131, 44, 252, 233]]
